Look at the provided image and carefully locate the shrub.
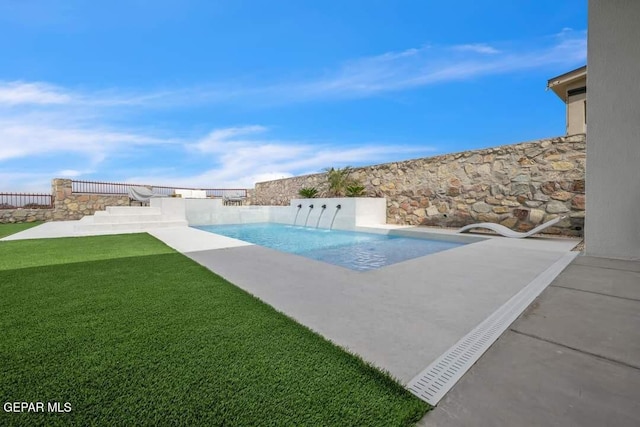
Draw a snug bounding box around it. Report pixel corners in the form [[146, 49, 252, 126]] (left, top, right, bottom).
[[325, 166, 354, 197], [345, 184, 366, 197], [325, 166, 367, 197], [298, 187, 319, 198]]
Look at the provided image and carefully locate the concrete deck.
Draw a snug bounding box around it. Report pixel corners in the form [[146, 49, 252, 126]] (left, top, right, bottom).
[[2, 221, 579, 388], [152, 225, 578, 384], [422, 255, 640, 427]]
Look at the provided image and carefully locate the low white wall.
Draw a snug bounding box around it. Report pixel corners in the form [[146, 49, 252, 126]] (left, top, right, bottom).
[[172, 197, 388, 230], [184, 199, 271, 225], [150, 197, 186, 220], [284, 198, 346, 229], [279, 198, 386, 230]]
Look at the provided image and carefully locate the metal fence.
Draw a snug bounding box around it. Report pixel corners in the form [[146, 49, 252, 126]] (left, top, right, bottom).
[[0, 193, 54, 209], [70, 180, 247, 199]]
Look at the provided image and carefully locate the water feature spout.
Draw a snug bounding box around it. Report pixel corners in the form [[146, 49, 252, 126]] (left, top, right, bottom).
[[316, 204, 328, 228], [329, 204, 342, 229], [292, 204, 302, 226], [304, 205, 314, 226]]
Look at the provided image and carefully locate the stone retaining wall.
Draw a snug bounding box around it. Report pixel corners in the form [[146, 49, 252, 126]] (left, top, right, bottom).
[[1, 208, 53, 223], [253, 134, 586, 236], [1, 179, 133, 223], [51, 179, 130, 221]]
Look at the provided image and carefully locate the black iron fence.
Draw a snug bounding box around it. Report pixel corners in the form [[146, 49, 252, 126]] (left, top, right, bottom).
[[0, 193, 54, 209], [0, 180, 248, 210], [70, 180, 247, 199]]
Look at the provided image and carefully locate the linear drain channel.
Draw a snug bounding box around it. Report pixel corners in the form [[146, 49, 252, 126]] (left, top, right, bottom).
[[408, 252, 578, 405]]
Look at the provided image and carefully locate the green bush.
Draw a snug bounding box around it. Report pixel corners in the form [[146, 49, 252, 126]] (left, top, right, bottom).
[[325, 166, 353, 197], [346, 184, 366, 197], [298, 187, 319, 198], [325, 166, 366, 197]]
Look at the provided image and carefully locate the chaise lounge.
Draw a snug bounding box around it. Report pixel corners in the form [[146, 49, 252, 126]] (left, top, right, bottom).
[[457, 215, 567, 238]]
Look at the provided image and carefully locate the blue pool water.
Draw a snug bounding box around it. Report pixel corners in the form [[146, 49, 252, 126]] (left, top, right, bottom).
[[194, 223, 465, 271]]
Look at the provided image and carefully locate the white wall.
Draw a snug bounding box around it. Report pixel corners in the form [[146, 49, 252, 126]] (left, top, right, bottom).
[[283, 198, 387, 230], [175, 197, 388, 231], [150, 197, 186, 220], [586, 0, 640, 260], [184, 199, 271, 225]]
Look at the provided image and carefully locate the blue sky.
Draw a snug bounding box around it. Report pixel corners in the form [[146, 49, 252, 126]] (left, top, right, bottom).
[[0, 0, 587, 192]]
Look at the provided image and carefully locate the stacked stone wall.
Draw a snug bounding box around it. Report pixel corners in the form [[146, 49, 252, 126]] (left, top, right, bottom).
[[1, 208, 53, 224], [253, 134, 586, 236], [51, 179, 129, 221]]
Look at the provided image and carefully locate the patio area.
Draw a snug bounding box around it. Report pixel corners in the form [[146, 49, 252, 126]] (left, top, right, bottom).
[[158, 227, 578, 387], [421, 255, 640, 426]]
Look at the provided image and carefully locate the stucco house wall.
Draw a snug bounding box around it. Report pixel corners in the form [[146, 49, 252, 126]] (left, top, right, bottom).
[[586, 0, 640, 260]]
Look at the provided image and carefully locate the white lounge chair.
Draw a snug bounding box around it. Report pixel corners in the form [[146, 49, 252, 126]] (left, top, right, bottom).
[[457, 215, 567, 238]]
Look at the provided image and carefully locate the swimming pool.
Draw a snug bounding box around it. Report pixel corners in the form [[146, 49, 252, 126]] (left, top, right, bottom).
[[194, 223, 465, 271]]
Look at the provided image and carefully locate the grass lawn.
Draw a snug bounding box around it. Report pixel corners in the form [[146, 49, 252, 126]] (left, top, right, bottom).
[[0, 221, 43, 239], [0, 233, 429, 426]]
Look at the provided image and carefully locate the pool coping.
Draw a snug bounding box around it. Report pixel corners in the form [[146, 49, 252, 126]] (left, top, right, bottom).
[[190, 223, 485, 272]]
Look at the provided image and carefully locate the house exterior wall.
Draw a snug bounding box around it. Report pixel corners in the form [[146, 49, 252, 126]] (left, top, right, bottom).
[[566, 78, 587, 135], [586, 0, 640, 259]]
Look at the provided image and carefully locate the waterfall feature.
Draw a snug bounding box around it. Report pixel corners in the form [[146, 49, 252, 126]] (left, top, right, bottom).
[[303, 204, 314, 227], [292, 204, 302, 226], [315, 204, 327, 228], [329, 204, 341, 229]]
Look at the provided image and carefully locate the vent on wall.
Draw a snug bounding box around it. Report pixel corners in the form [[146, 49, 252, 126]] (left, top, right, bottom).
[[568, 86, 587, 96]]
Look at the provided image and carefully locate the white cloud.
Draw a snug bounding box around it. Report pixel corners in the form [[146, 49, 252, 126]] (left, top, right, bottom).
[[0, 116, 177, 162], [0, 30, 586, 110], [452, 43, 501, 55], [128, 126, 436, 189], [55, 169, 88, 177], [190, 125, 269, 153], [0, 81, 73, 105], [261, 29, 586, 101]]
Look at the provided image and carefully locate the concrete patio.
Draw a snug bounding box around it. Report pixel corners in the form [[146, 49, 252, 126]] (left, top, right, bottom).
[[150, 225, 578, 386], [421, 255, 640, 427]]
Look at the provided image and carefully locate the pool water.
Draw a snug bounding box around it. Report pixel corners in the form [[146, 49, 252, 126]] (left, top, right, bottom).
[[195, 223, 465, 271]]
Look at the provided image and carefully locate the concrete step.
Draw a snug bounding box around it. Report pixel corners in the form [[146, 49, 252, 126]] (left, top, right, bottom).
[[93, 212, 165, 224], [77, 215, 95, 223], [75, 219, 188, 233], [105, 206, 162, 215]]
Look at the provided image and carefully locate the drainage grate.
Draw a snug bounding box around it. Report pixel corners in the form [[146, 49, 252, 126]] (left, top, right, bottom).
[[407, 252, 578, 405]]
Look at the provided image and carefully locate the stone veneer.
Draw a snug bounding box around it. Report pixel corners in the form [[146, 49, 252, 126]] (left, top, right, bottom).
[[1, 179, 134, 224], [253, 134, 586, 236], [51, 179, 130, 221], [1, 208, 53, 224]]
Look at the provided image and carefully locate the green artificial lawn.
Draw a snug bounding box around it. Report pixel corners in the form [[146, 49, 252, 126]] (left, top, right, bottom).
[[0, 234, 429, 426], [0, 221, 43, 239]]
